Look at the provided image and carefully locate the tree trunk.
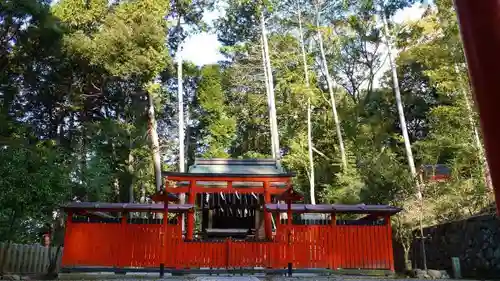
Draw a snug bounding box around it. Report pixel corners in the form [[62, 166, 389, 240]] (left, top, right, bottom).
[[177, 51, 186, 233], [315, 7, 347, 170], [140, 182, 146, 204], [298, 3, 316, 205], [127, 146, 134, 202], [261, 35, 276, 159], [147, 92, 162, 192], [178, 54, 185, 174], [46, 245, 62, 279], [261, 9, 281, 159], [403, 245, 411, 271], [381, 10, 418, 179], [381, 7, 425, 270]]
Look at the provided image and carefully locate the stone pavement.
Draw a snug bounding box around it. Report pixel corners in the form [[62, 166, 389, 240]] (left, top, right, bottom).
[[54, 273, 468, 281]]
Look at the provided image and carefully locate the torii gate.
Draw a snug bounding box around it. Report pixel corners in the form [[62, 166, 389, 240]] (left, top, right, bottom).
[[454, 0, 500, 214]]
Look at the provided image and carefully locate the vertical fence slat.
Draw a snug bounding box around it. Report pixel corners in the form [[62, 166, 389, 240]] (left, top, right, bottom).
[[13, 244, 20, 273], [21, 244, 27, 274], [25, 246, 32, 274], [38, 245, 44, 273]]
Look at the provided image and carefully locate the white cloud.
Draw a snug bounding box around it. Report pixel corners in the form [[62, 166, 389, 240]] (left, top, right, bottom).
[[393, 3, 426, 24], [181, 33, 225, 66], [180, 9, 226, 66]]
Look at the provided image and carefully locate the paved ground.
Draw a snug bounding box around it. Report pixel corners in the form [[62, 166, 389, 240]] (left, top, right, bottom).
[[54, 274, 466, 281]]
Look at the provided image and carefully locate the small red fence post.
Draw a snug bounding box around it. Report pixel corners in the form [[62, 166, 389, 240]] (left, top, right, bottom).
[[287, 200, 292, 276], [330, 213, 336, 270], [118, 212, 127, 270], [160, 206, 169, 277], [386, 215, 395, 272], [61, 211, 72, 267], [226, 238, 231, 269]]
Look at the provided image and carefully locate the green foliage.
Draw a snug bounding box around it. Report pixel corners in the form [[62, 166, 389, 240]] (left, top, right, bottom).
[[321, 165, 363, 204], [0, 141, 72, 242], [54, 0, 170, 79], [0, 0, 492, 247], [215, 0, 263, 46], [196, 65, 236, 158]]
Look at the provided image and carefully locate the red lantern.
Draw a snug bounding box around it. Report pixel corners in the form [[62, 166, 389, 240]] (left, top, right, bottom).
[[42, 233, 51, 247]]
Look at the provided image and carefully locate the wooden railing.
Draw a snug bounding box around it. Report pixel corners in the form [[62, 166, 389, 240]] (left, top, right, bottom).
[[62, 219, 394, 271], [0, 243, 62, 274]]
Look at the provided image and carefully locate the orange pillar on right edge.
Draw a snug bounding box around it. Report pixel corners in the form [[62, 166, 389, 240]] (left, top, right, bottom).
[[454, 0, 500, 214]]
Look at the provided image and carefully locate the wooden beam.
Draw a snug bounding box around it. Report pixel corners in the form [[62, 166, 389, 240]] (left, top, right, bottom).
[[166, 186, 287, 195]]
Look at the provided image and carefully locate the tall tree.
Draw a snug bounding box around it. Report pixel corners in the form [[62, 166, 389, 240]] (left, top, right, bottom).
[[380, 5, 418, 179], [260, 6, 281, 159], [297, 2, 317, 204], [217, 0, 281, 159], [313, 0, 348, 170]]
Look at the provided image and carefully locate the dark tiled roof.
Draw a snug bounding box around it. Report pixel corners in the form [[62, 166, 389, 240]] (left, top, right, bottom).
[[264, 203, 402, 215], [62, 202, 194, 213], [163, 158, 294, 179], [163, 159, 295, 188], [189, 158, 287, 174]]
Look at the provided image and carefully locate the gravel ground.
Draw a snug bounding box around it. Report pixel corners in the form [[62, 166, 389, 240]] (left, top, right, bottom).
[[53, 274, 469, 281]]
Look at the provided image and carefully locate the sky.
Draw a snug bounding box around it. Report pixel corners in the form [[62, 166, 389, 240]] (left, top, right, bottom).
[[180, 3, 428, 66]]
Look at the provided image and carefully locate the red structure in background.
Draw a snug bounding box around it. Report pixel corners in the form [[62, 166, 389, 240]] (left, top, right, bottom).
[[454, 0, 500, 214], [419, 165, 451, 183], [60, 169, 402, 274], [162, 172, 294, 241]]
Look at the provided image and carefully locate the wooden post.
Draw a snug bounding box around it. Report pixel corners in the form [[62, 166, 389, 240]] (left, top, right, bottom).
[[177, 213, 183, 238], [121, 212, 127, 225], [287, 199, 292, 275], [263, 181, 272, 240], [56, 211, 72, 271], [287, 200, 292, 226], [330, 212, 337, 270], [386, 215, 395, 272], [187, 180, 195, 240], [67, 211, 73, 228], [254, 205, 260, 234], [118, 212, 127, 271], [454, 0, 500, 214], [161, 203, 169, 276]]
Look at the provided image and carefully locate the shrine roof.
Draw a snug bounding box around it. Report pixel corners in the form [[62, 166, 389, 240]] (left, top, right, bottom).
[[163, 158, 294, 179], [62, 202, 194, 213], [264, 203, 402, 215]]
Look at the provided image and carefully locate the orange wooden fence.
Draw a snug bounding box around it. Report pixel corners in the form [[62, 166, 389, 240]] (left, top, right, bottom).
[[62, 220, 394, 271]]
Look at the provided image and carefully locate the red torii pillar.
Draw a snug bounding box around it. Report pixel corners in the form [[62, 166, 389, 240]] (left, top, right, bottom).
[[454, 0, 500, 214], [263, 181, 273, 240], [187, 180, 195, 240]]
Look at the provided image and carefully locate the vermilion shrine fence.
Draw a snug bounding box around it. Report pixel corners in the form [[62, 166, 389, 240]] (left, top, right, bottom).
[[61, 203, 397, 272], [61, 168, 400, 274]]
